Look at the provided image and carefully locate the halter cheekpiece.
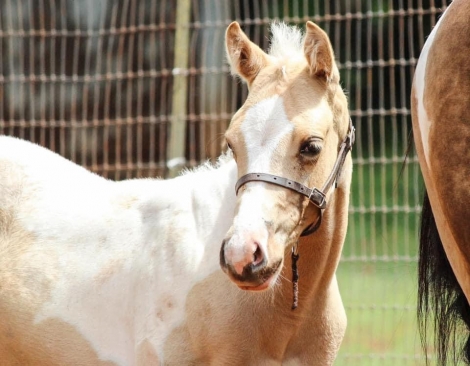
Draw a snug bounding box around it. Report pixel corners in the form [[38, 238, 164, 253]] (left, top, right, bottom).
[[234, 118, 355, 309]]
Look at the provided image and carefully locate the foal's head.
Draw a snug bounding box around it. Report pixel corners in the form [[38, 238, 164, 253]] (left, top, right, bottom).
[[220, 21, 350, 291]]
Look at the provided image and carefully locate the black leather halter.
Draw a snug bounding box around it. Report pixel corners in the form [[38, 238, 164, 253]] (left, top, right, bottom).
[[234, 119, 355, 236]]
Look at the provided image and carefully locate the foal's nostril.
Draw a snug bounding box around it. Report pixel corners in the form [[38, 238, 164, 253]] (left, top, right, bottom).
[[252, 244, 263, 267], [219, 239, 228, 269]]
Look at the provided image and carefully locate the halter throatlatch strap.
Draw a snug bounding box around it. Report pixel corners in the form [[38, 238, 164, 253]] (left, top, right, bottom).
[[300, 212, 322, 237]]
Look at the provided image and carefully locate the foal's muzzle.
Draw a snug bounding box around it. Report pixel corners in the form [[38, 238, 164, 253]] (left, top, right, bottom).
[[220, 239, 281, 289]]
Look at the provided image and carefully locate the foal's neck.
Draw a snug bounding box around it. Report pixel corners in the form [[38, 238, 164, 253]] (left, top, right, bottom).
[[177, 156, 238, 232], [180, 157, 237, 213], [159, 156, 238, 280]]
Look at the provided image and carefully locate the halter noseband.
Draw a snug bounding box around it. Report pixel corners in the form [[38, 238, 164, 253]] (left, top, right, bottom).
[[234, 118, 355, 236]]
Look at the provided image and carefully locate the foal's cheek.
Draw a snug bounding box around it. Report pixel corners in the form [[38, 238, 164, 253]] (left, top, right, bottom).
[[266, 238, 287, 262]]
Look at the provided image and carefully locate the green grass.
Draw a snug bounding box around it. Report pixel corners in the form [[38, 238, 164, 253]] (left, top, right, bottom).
[[334, 149, 427, 365], [336, 262, 425, 365], [345, 151, 423, 258]]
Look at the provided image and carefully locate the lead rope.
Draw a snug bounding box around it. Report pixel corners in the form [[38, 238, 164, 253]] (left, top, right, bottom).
[[291, 242, 300, 310], [291, 212, 322, 310]]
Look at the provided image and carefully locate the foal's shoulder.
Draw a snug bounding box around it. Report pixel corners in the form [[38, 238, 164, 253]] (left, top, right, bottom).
[[0, 135, 107, 187]]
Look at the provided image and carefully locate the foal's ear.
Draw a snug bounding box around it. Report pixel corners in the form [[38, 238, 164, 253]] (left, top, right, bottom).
[[225, 22, 269, 86], [304, 21, 339, 83]]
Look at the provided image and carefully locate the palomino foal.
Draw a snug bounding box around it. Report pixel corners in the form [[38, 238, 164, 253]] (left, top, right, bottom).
[[0, 137, 237, 365], [164, 21, 353, 365], [0, 20, 352, 366]]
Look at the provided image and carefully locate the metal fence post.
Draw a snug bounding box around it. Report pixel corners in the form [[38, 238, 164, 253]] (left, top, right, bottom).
[[167, 0, 191, 177]]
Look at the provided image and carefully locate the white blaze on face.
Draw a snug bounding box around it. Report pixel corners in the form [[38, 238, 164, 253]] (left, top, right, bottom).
[[241, 95, 294, 173], [228, 96, 294, 261], [414, 5, 450, 167]]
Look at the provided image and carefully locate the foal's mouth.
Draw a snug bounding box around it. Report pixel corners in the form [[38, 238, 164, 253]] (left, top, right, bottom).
[[230, 259, 283, 292], [237, 274, 277, 291]]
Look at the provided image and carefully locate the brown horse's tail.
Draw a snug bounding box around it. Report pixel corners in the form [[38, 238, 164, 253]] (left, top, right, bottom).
[[418, 189, 470, 365]]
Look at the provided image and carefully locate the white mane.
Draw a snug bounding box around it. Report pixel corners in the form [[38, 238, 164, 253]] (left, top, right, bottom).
[[181, 150, 233, 176], [268, 22, 304, 60]]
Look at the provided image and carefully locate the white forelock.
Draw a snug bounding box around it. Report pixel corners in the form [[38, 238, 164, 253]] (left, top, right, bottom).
[[268, 22, 305, 60]]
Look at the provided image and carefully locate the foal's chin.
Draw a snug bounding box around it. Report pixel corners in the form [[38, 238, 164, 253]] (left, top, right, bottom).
[[237, 274, 277, 292], [227, 258, 283, 292]]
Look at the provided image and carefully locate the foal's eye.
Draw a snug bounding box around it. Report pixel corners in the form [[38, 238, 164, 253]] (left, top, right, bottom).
[[226, 140, 236, 158], [299, 140, 322, 157]]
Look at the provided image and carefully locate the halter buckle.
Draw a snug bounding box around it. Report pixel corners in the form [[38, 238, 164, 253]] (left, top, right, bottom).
[[309, 187, 327, 209], [345, 121, 356, 149]]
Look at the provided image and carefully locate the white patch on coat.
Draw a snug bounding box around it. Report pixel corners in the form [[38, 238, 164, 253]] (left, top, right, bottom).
[[413, 5, 451, 168], [227, 96, 294, 260], [241, 95, 294, 173], [0, 136, 237, 365]]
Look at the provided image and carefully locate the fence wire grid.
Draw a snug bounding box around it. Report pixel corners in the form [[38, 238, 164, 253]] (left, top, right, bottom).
[[0, 0, 452, 364]]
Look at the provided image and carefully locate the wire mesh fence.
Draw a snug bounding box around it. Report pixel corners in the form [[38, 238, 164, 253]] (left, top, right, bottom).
[[0, 0, 451, 364]]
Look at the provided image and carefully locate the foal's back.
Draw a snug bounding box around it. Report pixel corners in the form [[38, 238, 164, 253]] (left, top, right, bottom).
[[0, 136, 236, 365], [0, 137, 166, 365], [0, 137, 125, 364]]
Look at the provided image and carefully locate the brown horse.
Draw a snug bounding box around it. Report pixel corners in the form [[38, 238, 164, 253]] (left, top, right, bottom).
[[412, 0, 470, 364], [164, 21, 353, 365]]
